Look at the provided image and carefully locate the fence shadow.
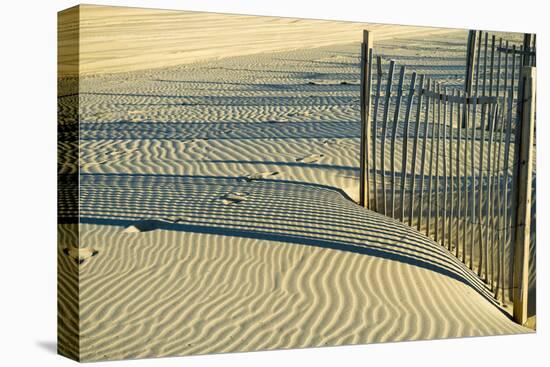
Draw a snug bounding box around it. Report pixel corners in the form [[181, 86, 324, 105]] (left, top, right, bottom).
[[68, 172, 502, 309]]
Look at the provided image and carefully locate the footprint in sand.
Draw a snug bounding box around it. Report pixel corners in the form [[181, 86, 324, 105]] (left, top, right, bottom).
[[307, 81, 333, 86], [123, 219, 172, 233], [218, 191, 250, 205], [63, 245, 99, 265], [212, 128, 233, 136], [296, 154, 324, 163], [242, 171, 279, 182], [322, 139, 338, 146], [339, 80, 359, 85], [267, 112, 299, 123]]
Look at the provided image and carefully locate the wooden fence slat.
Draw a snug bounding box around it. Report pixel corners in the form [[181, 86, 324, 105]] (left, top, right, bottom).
[[496, 38, 503, 99], [475, 31, 482, 95], [449, 89, 455, 252], [494, 91, 508, 302], [498, 42, 510, 302], [400, 72, 417, 222], [493, 38, 506, 300], [380, 60, 396, 216], [482, 32, 488, 96], [485, 103, 497, 289], [457, 90, 464, 260], [502, 61, 515, 303], [504, 46, 519, 300], [442, 87, 448, 249], [465, 30, 477, 96], [492, 35, 499, 291], [507, 45, 523, 274], [502, 93, 514, 305], [360, 42, 366, 205], [521, 33, 531, 66], [512, 66, 536, 325], [426, 81, 438, 237], [434, 83, 442, 243], [463, 91, 469, 264], [478, 99, 487, 279], [507, 45, 522, 302], [409, 75, 425, 228], [470, 94, 478, 271], [391, 66, 406, 218], [418, 79, 432, 231], [503, 41, 510, 101], [359, 31, 373, 207], [489, 35, 496, 98], [371, 56, 383, 212], [532, 34, 536, 66]]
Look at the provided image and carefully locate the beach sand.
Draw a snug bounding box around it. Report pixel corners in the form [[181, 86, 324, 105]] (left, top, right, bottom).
[[57, 5, 533, 361]]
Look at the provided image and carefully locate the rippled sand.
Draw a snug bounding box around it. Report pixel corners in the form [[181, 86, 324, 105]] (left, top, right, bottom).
[[57, 5, 531, 362]]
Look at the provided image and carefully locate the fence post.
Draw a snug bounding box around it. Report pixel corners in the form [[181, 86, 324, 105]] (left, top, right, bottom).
[[360, 30, 374, 207], [522, 33, 532, 66], [462, 30, 477, 129], [512, 66, 536, 325], [464, 30, 478, 96]]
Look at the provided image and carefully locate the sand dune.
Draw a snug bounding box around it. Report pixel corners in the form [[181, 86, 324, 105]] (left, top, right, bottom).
[[59, 4, 460, 75], [70, 175, 526, 361], [57, 11, 533, 361]]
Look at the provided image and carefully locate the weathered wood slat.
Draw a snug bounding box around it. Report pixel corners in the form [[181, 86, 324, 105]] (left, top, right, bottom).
[[494, 92, 508, 302], [457, 90, 464, 261], [487, 35, 496, 289], [391, 66, 406, 218], [478, 93, 487, 278], [532, 34, 537, 66], [500, 46, 513, 304], [359, 31, 373, 207], [513, 66, 536, 325], [434, 83, 442, 243], [470, 95, 477, 270], [485, 104, 496, 289], [371, 56, 383, 213], [493, 38, 504, 300], [505, 48, 519, 287], [380, 60, 395, 216], [462, 91, 469, 264], [418, 79, 432, 231], [400, 72, 417, 222], [449, 89, 455, 253], [507, 46, 521, 304], [409, 75, 425, 228], [502, 46, 516, 303], [450, 90, 462, 258], [465, 30, 477, 95], [482, 32, 488, 96], [442, 87, 448, 249], [475, 31, 482, 95], [522, 34, 532, 66], [489, 35, 500, 99], [426, 81, 438, 237]]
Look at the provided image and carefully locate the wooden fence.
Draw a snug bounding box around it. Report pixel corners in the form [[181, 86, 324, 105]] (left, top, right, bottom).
[[359, 29, 536, 325]]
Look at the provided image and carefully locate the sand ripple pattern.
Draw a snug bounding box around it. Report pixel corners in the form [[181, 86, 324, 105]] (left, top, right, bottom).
[[70, 173, 528, 361], [57, 31, 531, 361]]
